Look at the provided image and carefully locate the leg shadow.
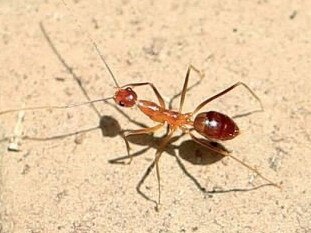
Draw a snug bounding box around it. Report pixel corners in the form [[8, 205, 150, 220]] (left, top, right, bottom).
[[176, 139, 277, 195]]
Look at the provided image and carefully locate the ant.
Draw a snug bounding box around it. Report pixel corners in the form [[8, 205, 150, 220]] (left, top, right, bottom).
[[0, 1, 281, 209], [0, 47, 281, 207]]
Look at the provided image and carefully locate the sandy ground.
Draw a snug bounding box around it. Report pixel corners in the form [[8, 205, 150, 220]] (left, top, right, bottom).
[[0, 0, 310, 232]]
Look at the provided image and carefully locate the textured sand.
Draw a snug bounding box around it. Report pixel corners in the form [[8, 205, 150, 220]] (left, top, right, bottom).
[[0, 0, 310, 232]]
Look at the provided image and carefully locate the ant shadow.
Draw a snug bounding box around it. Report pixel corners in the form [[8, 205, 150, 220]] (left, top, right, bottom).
[[1, 22, 270, 206], [104, 116, 273, 203]]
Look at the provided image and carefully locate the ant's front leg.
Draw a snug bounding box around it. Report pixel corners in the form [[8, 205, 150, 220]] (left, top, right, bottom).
[[121, 82, 166, 108], [121, 123, 164, 164]]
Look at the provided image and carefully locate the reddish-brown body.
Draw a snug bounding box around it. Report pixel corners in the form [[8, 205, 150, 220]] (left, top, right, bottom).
[[137, 100, 191, 128], [194, 111, 239, 140], [136, 100, 239, 141], [0, 23, 279, 209], [114, 87, 241, 141]]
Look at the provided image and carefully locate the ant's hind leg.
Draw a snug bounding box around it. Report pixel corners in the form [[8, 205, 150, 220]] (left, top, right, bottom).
[[189, 133, 230, 157], [189, 132, 281, 189], [122, 123, 164, 164]]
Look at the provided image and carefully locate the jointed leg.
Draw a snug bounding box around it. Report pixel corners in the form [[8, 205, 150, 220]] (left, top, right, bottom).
[[192, 82, 263, 115], [179, 65, 204, 112], [189, 132, 281, 188], [174, 152, 207, 193], [154, 129, 176, 206], [121, 82, 166, 108], [169, 69, 203, 110], [136, 160, 158, 207], [109, 147, 151, 164], [189, 133, 230, 156], [122, 123, 164, 164]]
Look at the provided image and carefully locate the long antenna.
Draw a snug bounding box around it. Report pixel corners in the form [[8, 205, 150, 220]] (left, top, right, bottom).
[[61, 0, 120, 88], [0, 97, 113, 116]]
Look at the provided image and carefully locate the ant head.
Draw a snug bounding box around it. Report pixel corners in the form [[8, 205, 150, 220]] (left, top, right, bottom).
[[114, 87, 137, 107]]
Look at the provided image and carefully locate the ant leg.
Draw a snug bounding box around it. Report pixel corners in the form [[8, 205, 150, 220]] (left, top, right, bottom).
[[179, 65, 204, 112], [121, 83, 165, 108], [136, 160, 158, 207], [154, 129, 176, 207], [192, 82, 263, 116], [189, 133, 230, 156], [189, 132, 281, 189], [174, 152, 207, 193], [169, 66, 203, 110], [109, 146, 152, 164], [122, 123, 164, 164]]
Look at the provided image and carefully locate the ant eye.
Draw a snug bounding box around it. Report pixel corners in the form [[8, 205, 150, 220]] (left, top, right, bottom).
[[119, 101, 125, 107]]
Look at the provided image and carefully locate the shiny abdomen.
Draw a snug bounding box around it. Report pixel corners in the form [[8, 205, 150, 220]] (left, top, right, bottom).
[[193, 111, 239, 140]]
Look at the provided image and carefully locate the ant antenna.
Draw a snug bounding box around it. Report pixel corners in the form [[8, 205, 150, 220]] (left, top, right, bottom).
[[0, 97, 113, 116], [61, 0, 120, 88], [92, 42, 120, 88]]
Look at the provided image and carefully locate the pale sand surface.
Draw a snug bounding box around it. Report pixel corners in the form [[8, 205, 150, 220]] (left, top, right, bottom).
[[0, 0, 310, 232]]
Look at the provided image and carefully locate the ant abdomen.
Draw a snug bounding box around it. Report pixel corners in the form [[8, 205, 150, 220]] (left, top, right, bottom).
[[193, 111, 239, 141]]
